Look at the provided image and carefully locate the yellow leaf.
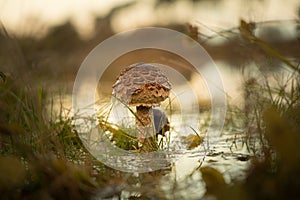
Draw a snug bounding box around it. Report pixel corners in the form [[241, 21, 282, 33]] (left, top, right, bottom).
[[182, 134, 203, 150]]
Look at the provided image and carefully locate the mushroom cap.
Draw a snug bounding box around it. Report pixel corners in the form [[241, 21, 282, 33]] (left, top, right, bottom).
[[112, 63, 172, 106]]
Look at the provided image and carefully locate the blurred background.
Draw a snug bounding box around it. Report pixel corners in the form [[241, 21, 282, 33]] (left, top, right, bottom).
[[1, 0, 300, 104]]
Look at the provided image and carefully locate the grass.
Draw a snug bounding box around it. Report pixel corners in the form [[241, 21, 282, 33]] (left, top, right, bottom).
[[0, 75, 100, 199], [98, 117, 140, 150], [97, 96, 173, 152], [197, 20, 300, 200]]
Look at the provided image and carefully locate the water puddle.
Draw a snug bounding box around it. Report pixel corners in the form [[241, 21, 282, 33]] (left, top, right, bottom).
[[77, 110, 251, 199]]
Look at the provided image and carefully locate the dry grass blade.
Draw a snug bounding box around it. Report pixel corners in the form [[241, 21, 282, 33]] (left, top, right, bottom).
[[239, 19, 300, 74]]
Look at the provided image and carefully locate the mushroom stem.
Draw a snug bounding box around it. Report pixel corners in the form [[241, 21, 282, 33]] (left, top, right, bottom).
[[136, 106, 151, 126], [136, 105, 155, 142]]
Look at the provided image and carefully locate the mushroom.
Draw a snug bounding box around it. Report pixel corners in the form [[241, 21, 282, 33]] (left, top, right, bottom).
[[112, 63, 171, 141]]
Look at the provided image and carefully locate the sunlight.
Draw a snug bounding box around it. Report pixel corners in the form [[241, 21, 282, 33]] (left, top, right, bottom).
[[1, 0, 299, 37]]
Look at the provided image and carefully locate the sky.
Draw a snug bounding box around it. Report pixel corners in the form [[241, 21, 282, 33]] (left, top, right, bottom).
[[0, 0, 299, 38], [0, 0, 131, 37]]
